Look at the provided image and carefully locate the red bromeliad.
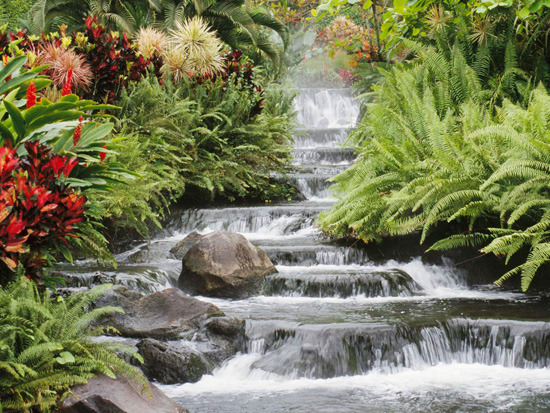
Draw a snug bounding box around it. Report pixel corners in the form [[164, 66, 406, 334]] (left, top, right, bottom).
[[26, 82, 36, 109], [61, 68, 73, 96], [73, 116, 83, 146], [0, 141, 86, 281]]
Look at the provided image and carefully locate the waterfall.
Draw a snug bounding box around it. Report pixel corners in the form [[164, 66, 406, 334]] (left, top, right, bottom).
[[61, 88, 550, 412]]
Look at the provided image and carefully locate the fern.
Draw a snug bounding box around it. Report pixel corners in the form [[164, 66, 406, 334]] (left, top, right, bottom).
[[320, 40, 550, 290], [0, 278, 147, 412]]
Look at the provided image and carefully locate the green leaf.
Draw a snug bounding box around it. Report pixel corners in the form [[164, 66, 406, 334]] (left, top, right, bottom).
[[0, 55, 26, 83], [519, 6, 531, 18], [3, 100, 25, 139], [55, 351, 75, 365], [0, 122, 15, 146]]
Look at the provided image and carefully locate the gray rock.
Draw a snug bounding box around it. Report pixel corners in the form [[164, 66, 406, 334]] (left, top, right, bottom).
[[99, 287, 222, 340], [178, 231, 277, 298], [137, 339, 212, 384], [59, 374, 187, 413], [170, 231, 203, 259], [136, 317, 246, 384]]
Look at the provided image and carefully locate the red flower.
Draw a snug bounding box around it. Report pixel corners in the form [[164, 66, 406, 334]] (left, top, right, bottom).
[[26, 82, 36, 109], [100, 145, 107, 163], [73, 116, 83, 146], [61, 68, 73, 96]]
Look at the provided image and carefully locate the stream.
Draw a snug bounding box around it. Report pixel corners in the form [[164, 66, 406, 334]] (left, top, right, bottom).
[[65, 88, 550, 412]]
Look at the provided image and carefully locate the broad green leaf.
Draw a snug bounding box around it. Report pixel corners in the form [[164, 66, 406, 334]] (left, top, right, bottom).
[[3, 100, 25, 139]]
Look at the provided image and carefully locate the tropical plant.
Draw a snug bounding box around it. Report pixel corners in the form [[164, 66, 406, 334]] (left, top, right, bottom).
[[168, 17, 224, 76], [135, 25, 168, 58], [0, 55, 136, 282], [160, 16, 225, 82], [155, 0, 290, 66], [0, 141, 87, 284], [34, 42, 93, 91], [379, 1, 550, 84], [27, 0, 161, 35], [320, 40, 550, 291], [0, 0, 33, 30], [0, 278, 146, 411], [3, 17, 163, 103], [118, 72, 295, 203], [26, 0, 289, 67]]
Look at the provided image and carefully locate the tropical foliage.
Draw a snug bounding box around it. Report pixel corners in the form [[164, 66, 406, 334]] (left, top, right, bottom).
[[26, 0, 289, 66], [0, 54, 138, 283], [2, 17, 163, 103], [117, 71, 295, 204], [320, 38, 550, 291], [0, 278, 146, 412]]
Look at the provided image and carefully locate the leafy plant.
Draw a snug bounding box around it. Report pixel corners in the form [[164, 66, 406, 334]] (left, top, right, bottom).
[[2, 17, 163, 103], [0, 141, 86, 283], [27, 0, 289, 67], [118, 72, 295, 203], [166, 17, 224, 77], [320, 40, 550, 291], [0, 55, 136, 282], [0, 278, 147, 412]]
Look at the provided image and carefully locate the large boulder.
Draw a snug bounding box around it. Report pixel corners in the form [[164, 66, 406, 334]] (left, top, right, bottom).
[[178, 231, 277, 298], [99, 287, 222, 340], [59, 374, 187, 413]]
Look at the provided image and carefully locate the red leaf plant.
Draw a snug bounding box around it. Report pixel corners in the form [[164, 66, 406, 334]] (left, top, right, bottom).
[[0, 141, 86, 282]]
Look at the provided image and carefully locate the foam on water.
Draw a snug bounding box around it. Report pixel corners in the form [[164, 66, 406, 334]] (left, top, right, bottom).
[[162, 360, 550, 397]]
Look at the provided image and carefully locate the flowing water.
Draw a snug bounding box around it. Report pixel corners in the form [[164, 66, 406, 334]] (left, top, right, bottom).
[[64, 89, 550, 412]]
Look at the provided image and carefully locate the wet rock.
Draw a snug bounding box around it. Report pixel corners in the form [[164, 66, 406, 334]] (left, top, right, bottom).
[[59, 374, 187, 413], [94, 284, 144, 308], [170, 231, 203, 260], [136, 316, 246, 384], [198, 316, 246, 364], [98, 287, 222, 339], [178, 231, 277, 298], [137, 339, 212, 384]]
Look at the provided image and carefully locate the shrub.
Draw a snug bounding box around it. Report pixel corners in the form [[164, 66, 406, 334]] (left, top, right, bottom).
[[0, 278, 146, 412], [0, 55, 135, 283], [165, 17, 224, 78], [0, 142, 85, 283], [319, 41, 550, 291], [117, 72, 295, 203], [1, 18, 163, 103]]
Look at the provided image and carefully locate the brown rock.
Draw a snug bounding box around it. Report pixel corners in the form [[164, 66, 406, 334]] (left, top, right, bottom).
[[59, 374, 187, 413], [178, 231, 277, 298]]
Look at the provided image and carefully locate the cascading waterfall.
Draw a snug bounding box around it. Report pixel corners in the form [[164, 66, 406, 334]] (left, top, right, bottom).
[[158, 88, 550, 412], [62, 88, 550, 412]]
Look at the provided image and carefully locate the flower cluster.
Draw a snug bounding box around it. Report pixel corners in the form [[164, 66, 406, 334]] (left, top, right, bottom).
[[0, 142, 86, 280], [74, 16, 162, 102], [319, 16, 379, 64], [0, 18, 162, 103]]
